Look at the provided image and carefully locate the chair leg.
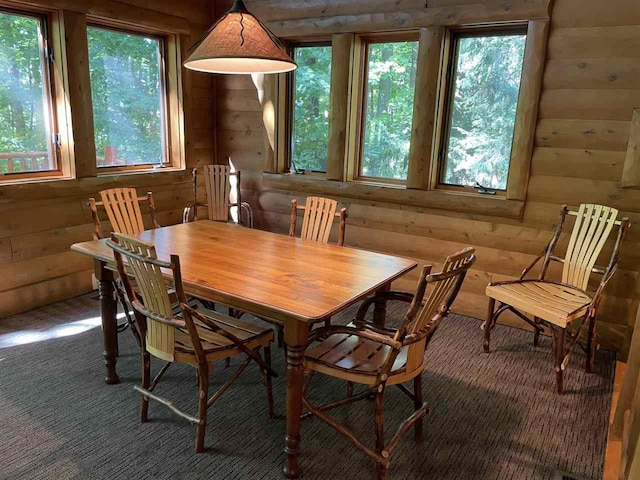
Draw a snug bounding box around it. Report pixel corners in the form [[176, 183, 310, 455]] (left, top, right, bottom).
[[586, 313, 597, 373], [413, 375, 424, 442], [555, 328, 566, 395], [140, 351, 151, 423], [533, 316, 541, 347], [347, 382, 354, 398], [195, 362, 209, 453], [483, 297, 496, 353], [375, 388, 386, 478], [263, 346, 275, 419]]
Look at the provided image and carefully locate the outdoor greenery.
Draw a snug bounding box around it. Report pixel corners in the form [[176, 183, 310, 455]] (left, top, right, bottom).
[[0, 12, 51, 173], [88, 27, 164, 167], [361, 41, 418, 180], [291, 45, 331, 173], [443, 33, 526, 190]]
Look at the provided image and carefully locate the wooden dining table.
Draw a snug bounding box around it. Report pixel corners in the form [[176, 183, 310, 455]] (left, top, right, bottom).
[[71, 220, 417, 478]]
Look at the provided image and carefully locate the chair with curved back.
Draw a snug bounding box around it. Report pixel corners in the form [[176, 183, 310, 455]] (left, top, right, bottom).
[[107, 232, 276, 453], [302, 247, 475, 479], [289, 196, 347, 246], [483, 203, 631, 394], [183, 163, 253, 228], [88, 187, 162, 344]]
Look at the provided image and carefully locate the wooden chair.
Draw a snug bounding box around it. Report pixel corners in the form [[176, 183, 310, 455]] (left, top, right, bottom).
[[289, 196, 347, 246], [89, 187, 161, 344], [183, 164, 253, 228], [106, 232, 276, 453], [302, 247, 475, 479], [483, 204, 631, 394], [89, 187, 160, 241]]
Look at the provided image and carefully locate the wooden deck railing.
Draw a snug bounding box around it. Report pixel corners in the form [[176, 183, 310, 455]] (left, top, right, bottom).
[[0, 152, 51, 173]]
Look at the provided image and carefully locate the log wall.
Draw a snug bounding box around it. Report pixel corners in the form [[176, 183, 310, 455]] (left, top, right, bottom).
[[215, 0, 640, 355], [0, 0, 215, 317]]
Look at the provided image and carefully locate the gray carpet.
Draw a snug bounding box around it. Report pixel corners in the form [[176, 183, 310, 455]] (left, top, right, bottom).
[[0, 293, 615, 480]]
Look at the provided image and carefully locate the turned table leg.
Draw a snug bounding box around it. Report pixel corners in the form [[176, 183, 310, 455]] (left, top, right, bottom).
[[97, 260, 119, 385], [283, 320, 310, 479], [373, 282, 391, 327]]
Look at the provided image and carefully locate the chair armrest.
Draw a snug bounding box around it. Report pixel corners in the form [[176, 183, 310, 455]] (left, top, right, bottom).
[[355, 291, 415, 323], [308, 325, 401, 350], [520, 250, 546, 280], [183, 202, 195, 223], [240, 202, 254, 228], [590, 264, 618, 315]]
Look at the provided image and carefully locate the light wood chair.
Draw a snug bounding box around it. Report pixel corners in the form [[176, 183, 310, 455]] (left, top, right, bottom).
[[289, 196, 347, 246], [106, 232, 276, 453], [183, 164, 253, 228], [89, 187, 162, 344], [483, 204, 631, 394], [302, 247, 475, 479], [89, 187, 160, 241]]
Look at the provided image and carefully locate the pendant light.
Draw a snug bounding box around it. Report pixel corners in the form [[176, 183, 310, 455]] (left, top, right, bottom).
[[184, 0, 297, 75]]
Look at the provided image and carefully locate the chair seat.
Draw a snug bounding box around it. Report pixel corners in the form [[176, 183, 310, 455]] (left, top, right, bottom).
[[305, 323, 420, 386], [486, 281, 591, 328], [173, 308, 273, 364]]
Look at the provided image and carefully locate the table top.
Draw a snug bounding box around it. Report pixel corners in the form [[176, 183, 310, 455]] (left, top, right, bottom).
[[71, 221, 417, 323]]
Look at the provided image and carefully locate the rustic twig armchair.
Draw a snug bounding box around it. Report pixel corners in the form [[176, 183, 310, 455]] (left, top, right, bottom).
[[89, 187, 161, 344], [483, 204, 630, 394], [302, 247, 475, 479], [107, 232, 277, 452], [183, 164, 253, 227], [289, 196, 348, 246]]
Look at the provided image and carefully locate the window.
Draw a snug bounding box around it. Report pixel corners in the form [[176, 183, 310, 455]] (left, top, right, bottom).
[[0, 9, 57, 178], [289, 44, 332, 173], [88, 26, 168, 170], [439, 30, 526, 191], [358, 38, 418, 181]]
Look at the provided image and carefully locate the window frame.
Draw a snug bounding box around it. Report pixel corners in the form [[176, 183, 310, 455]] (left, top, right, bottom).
[[346, 31, 419, 185], [286, 40, 333, 177], [86, 21, 180, 175], [0, 6, 66, 184], [434, 25, 529, 196]]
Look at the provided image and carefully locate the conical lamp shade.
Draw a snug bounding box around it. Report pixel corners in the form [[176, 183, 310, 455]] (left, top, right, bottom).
[[184, 0, 297, 74]]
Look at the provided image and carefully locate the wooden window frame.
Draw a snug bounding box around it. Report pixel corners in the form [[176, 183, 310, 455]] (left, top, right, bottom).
[[284, 40, 332, 178], [432, 21, 549, 201], [347, 31, 419, 186], [0, 6, 73, 185], [87, 21, 184, 176]]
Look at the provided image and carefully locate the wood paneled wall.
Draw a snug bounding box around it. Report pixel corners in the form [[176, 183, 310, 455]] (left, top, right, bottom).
[[0, 0, 215, 318], [215, 0, 640, 355]]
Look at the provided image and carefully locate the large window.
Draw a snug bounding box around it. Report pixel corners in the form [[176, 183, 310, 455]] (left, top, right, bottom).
[[358, 39, 418, 181], [88, 26, 168, 170], [439, 30, 526, 191], [0, 9, 57, 178], [290, 44, 332, 173]]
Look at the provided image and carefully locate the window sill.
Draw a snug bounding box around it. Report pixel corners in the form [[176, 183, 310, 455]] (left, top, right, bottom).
[[0, 172, 72, 186], [263, 173, 525, 219], [97, 165, 184, 178]]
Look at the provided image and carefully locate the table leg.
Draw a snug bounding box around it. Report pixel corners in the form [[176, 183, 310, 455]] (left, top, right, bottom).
[[373, 282, 391, 327], [283, 320, 311, 479], [96, 260, 119, 385]]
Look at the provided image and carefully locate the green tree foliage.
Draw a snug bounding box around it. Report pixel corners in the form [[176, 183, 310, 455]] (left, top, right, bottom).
[[361, 41, 418, 180], [291, 45, 332, 172], [443, 34, 526, 190], [0, 12, 50, 173], [88, 27, 163, 166]]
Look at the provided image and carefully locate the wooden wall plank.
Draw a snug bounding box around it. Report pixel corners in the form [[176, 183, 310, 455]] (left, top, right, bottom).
[[622, 109, 640, 188], [543, 58, 640, 90], [539, 89, 640, 121], [535, 119, 630, 151]]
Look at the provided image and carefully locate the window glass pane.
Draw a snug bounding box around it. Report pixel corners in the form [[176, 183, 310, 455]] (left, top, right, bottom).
[[0, 11, 54, 175], [291, 45, 331, 173], [361, 41, 418, 180], [88, 27, 165, 168], [442, 33, 526, 190]]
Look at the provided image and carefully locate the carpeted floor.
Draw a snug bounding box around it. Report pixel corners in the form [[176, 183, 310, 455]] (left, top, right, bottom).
[[0, 293, 615, 480]]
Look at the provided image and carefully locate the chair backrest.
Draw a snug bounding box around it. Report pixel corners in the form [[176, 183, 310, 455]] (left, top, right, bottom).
[[89, 187, 159, 240], [398, 247, 476, 372], [289, 196, 348, 246], [562, 204, 619, 291], [107, 232, 186, 362], [191, 164, 243, 222]]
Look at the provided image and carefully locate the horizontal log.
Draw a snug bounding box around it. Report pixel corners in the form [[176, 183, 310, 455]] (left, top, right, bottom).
[[535, 119, 630, 151], [543, 58, 640, 90], [217, 111, 266, 131], [539, 89, 640, 121], [217, 90, 262, 112], [531, 147, 625, 181], [548, 25, 640, 59], [551, 0, 640, 28]]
